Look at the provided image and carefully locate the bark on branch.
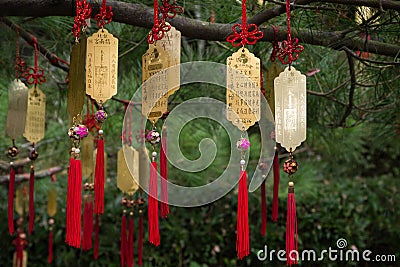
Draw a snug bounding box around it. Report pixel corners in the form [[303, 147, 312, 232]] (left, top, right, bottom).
[[0, 166, 64, 184], [0, 0, 400, 57]]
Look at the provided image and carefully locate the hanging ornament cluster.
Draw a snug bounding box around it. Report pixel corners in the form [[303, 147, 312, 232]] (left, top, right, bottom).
[[273, 0, 306, 265], [225, 0, 263, 259]]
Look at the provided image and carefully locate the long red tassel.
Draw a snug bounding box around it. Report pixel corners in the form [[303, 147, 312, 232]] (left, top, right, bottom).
[[236, 170, 249, 259], [71, 159, 83, 248], [15, 238, 24, 267], [120, 213, 127, 266], [94, 139, 105, 215], [8, 165, 15, 235], [94, 215, 100, 260], [272, 151, 280, 222], [160, 129, 169, 218], [82, 195, 94, 251], [138, 214, 143, 266], [66, 157, 76, 245], [148, 161, 160, 246], [127, 215, 134, 267], [286, 183, 298, 266], [48, 230, 53, 263], [260, 180, 267, 236], [28, 165, 35, 234]]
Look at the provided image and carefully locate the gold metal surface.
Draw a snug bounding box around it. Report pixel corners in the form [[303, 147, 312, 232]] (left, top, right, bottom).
[[23, 86, 46, 143], [6, 79, 28, 139]]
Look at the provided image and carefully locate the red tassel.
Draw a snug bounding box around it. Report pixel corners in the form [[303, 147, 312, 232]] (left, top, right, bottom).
[[260, 180, 267, 236], [120, 213, 127, 266], [236, 170, 249, 259], [66, 157, 76, 245], [28, 165, 35, 234], [160, 129, 169, 218], [48, 230, 53, 263], [138, 215, 143, 266], [286, 183, 298, 266], [127, 215, 134, 267], [70, 159, 83, 248], [82, 195, 94, 251], [8, 165, 15, 235], [272, 151, 280, 222], [94, 139, 105, 215], [94, 215, 100, 260], [148, 161, 160, 246], [15, 237, 24, 267]]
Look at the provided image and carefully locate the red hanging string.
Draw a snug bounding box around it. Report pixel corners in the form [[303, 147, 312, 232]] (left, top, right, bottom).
[[277, 0, 304, 65], [160, 127, 169, 218], [120, 213, 127, 266], [28, 165, 35, 234], [82, 195, 94, 251], [15, 29, 26, 79], [226, 0, 263, 47], [94, 0, 113, 29], [148, 0, 171, 44], [94, 215, 100, 260], [148, 161, 160, 246], [270, 26, 280, 62], [48, 229, 53, 263], [160, 0, 184, 20], [272, 151, 280, 222], [72, 0, 92, 39], [22, 39, 46, 85], [127, 215, 134, 267], [138, 214, 144, 266], [72, 159, 83, 248], [286, 184, 298, 266], [8, 164, 15, 235], [260, 180, 267, 236], [65, 157, 76, 245], [236, 170, 249, 259], [94, 139, 105, 215]]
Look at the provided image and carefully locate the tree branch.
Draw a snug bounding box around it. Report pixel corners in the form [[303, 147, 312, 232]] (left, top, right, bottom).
[[338, 51, 356, 126], [0, 17, 70, 72], [0, 0, 399, 57], [0, 166, 63, 184]]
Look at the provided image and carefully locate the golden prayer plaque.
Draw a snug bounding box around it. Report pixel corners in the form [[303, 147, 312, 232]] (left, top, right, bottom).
[[23, 86, 46, 144], [142, 43, 170, 123], [265, 61, 283, 115], [13, 251, 27, 267], [156, 23, 181, 96], [86, 29, 118, 103], [226, 48, 261, 130], [47, 187, 57, 217], [81, 134, 94, 180], [6, 79, 28, 139], [67, 33, 87, 117], [15, 184, 28, 216], [274, 66, 306, 151], [117, 146, 139, 195]]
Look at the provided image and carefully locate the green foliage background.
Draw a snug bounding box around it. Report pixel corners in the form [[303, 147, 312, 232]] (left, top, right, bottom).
[[0, 1, 400, 266]]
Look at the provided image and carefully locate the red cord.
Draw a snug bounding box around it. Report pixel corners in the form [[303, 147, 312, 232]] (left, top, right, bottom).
[[226, 0, 263, 47], [277, 0, 304, 65], [94, 0, 113, 29], [22, 39, 46, 85]]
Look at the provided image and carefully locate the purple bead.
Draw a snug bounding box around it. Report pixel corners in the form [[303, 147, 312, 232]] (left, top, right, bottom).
[[145, 130, 160, 145], [95, 110, 108, 123], [237, 138, 250, 152]]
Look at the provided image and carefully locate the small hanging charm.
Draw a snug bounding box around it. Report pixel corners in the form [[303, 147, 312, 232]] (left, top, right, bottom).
[[12, 230, 28, 267]]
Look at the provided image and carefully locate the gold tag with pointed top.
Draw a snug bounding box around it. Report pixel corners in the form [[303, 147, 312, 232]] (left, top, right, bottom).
[[138, 144, 149, 190], [142, 43, 170, 123], [117, 146, 139, 195], [86, 29, 118, 103], [156, 23, 181, 96], [81, 134, 94, 180], [23, 86, 46, 143], [226, 48, 261, 130], [47, 187, 57, 217], [6, 79, 28, 139], [67, 33, 87, 118], [266, 61, 283, 115]]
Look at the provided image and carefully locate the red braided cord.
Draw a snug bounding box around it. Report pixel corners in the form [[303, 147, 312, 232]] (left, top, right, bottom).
[[242, 0, 247, 29], [94, 0, 113, 29], [22, 38, 46, 85]]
